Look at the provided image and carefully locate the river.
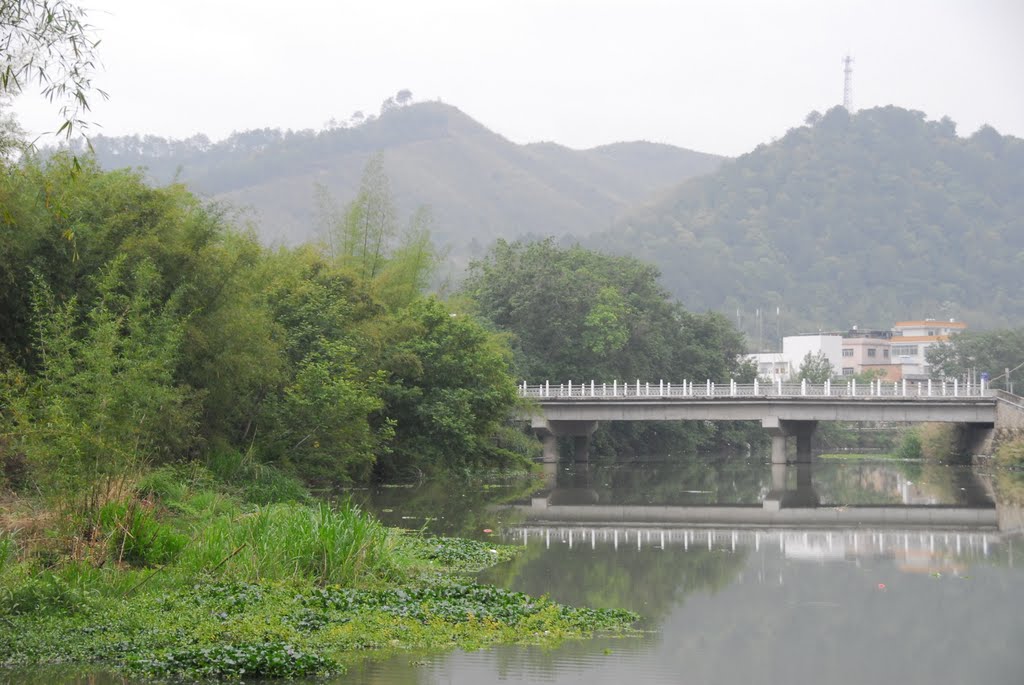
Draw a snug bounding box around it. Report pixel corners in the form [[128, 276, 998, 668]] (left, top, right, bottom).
[[346, 456, 1023, 685]]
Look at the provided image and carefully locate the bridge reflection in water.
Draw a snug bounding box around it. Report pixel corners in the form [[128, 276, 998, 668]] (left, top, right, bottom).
[[502, 526, 1007, 575], [493, 458, 1015, 579]]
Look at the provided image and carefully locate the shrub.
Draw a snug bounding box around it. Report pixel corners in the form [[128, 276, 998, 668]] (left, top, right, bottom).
[[0, 570, 96, 616], [206, 449, 309, 505], [99, 501, 186, 567], [995, 436, 1024, 469], [894, 430, 922, 459]]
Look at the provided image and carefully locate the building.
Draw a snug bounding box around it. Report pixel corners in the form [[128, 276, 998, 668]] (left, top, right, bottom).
[[839, 329, 893, 377], [745, 320, 966, 382], [747, 335, 843, 382], [889, 319, 967, 379], [784, 334, 843, 377]]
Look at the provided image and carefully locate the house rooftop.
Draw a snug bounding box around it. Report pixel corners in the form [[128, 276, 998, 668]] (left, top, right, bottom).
[[894, 319, 966, 329]]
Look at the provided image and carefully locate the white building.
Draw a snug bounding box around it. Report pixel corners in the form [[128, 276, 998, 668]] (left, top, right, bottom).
[[783, 334, 843, 378], [747, 335, 844, 381]]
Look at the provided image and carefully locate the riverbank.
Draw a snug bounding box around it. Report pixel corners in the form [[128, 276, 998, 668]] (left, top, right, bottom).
[[0, 464, 637, 680]]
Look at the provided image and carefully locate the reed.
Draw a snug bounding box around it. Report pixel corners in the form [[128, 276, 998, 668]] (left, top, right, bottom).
[[179, 500, 404, 586]]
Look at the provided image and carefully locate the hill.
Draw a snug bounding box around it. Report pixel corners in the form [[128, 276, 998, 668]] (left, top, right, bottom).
[[588, 106, 1024, 336], [83, 101, 723, 254]]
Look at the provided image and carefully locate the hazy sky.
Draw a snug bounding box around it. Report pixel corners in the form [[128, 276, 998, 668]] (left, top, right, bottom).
[[13, 0, 1024, 156]]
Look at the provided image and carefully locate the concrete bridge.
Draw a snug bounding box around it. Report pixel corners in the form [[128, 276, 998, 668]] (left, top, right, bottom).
[[519, 380, 1009, 463]]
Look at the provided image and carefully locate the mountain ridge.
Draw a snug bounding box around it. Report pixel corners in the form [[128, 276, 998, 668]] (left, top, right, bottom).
[[82, 102, 725, 251]]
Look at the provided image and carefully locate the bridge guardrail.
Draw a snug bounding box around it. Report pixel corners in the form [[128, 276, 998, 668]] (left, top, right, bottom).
[[519, 379, 993, 400]]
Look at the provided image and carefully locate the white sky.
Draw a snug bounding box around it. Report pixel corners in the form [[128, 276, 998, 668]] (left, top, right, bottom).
[[12, 0, 1024, 156]]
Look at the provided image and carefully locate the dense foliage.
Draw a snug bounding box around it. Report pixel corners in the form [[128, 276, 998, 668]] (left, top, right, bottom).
[[926, 328, 1024, 391], [0, 465, 637, 679], [592, 106, 1024, 335], [0, 152, 530, 507], [461, 238, 759, 453]]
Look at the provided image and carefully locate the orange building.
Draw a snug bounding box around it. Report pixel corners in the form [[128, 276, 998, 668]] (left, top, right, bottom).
[[889, 319, 967, 379]]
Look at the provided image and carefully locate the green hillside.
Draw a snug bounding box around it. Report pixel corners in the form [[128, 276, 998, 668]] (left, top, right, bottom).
[[83, 101, 722, 255], [590, 106, 1024, 336]]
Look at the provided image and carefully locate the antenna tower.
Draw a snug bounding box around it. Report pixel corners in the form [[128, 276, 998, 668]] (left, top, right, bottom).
[[843, 55, 854, 111]]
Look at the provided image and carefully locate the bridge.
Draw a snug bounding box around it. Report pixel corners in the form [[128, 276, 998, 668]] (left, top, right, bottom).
[[519, 379, 1006, 463]]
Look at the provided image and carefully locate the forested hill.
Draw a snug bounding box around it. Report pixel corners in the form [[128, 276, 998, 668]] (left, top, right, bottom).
[[82, 101, 723, 253], [589, 106, 1024, 334]]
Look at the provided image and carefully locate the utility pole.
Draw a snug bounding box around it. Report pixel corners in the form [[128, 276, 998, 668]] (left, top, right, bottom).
[[843, 55, 854, 112]]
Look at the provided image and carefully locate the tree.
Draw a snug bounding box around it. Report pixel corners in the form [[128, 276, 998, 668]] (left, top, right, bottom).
[[797, 351, 833, 383], [371, 297, 523, 479], [927, 329, 1024, 391], [1, 0, 106, 139], [462, 239, 758, 454]]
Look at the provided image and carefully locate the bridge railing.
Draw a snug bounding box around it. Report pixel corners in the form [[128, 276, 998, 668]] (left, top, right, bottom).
[[519, 378, 992, 400]]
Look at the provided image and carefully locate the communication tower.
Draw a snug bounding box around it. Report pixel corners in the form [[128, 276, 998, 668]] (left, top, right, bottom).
[[843, 55, 854, 111]]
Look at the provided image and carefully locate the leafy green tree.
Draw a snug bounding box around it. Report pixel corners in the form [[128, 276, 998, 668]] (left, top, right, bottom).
[[371, 298, 524, 479], [261, 339, 389, 485], [462, 239, 757, 454], [337, 154, 397, 280], [926, 329, 1024, 391], [1, 256, 197, 517], [1, 0, 106, 138], [797, 351, 834, 383]]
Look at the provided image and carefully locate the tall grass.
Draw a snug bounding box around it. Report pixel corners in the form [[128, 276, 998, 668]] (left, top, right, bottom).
[[0, 532, 15, 576], [179, 501, 405, 586]]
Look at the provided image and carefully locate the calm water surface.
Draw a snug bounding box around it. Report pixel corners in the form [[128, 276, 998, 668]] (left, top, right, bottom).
[[347, 456, 1024, 685], [5, 456, 1023, 684]]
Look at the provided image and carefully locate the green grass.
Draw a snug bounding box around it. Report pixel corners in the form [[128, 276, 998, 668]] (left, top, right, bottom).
[[176, 501, 404, 586], [0, 464, 639, 679]]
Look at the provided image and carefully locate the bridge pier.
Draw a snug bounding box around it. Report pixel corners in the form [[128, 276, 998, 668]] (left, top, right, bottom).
[[764, 463, 820, 510], [762, 417, 817, 464], [531, 417, 598, 463]]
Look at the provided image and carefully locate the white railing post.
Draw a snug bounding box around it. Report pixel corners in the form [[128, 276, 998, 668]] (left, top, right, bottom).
[[851, 378, 857, 396], [901, 379, 907, 397], [602, 382, 607, 396], [613, 379, 617, 396], [568, 380, 572, 397], [927, 379, 932, 397], [730, 379, 736, 396], [659, 379, 664, 396], [667, 381, 672, 396], [777, 377, 783, 395], [953, 379, 958, 397], [545, 380, 550, 397], [636, 379, 641, 396], [645, 381, 650, 396], [711, 381, 716, 396], [801, 378, 807, 396], [560, 383, 565, 397], [754, 378, 759, 395], [981, 377, 987, 395], [825, 379, 830, 396], [706, 379, 712, 396], [942, 381, 946, 396]]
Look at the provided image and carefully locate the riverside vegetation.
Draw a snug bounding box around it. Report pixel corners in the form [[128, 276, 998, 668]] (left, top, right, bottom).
[[0, 461, 637, 679], [3, 146, 756, 678]]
